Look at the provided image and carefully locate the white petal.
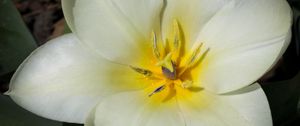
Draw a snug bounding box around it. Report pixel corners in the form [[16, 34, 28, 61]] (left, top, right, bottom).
[[178, 83, 272, 126], [88, 91, 186, 126], [84, 104, 97, 126], [196, 0, 292, 93], [68, 0, 163, 65], [7, 34, 150, 123], [161, 0, 230, 48]]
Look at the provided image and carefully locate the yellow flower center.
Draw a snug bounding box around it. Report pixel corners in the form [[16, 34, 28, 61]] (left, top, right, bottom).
[[130, 20, 209, 103]]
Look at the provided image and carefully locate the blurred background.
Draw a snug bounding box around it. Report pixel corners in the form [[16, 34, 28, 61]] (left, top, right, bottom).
[[0, 0, 299, 126]]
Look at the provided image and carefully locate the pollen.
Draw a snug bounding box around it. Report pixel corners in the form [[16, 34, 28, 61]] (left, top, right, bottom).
[[130, 19, 209, 101]]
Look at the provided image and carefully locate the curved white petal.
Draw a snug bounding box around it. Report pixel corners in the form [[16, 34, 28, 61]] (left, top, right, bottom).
[[161, 0, 230, 48], [178, 83, 272, 126], [88, 91, 186, 126], [66, 0, 163, 66], [87, 83, 271, 126], [85, 104, 97, 126], [7, 34, 150, 123], [196, 0, 292, 93]]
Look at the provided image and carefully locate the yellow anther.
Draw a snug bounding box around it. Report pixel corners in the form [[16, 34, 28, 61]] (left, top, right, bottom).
[[187, 43, 203, 67], [179, 43, 204, 76], [130, 66, 153, 77], [171, 19, 182, 62], [148, 85, 166, 97], [173, 19, 181, 50], [156, 53, 174, 72], [151, 31, 160, 60]]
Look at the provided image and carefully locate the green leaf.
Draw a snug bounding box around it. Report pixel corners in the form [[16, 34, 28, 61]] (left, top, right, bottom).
[[0, 1, 61, 125], [0, 95, 62, 126], [261, 72, 300, 125], [0, 0, 37, 76]]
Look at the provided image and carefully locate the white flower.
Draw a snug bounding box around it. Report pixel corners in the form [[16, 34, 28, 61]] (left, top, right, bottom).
[[6, 0, 292, 126]]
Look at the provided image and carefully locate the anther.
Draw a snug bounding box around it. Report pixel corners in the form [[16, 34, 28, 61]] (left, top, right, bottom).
[[178, 43, 204, 76], [130, 66, 152, 77], [151, 31, 161, 60], [173, 19, 181, 50], [171, 19, 182, 62], [188, 43, 203, 66], [148, 85, 166, 97]]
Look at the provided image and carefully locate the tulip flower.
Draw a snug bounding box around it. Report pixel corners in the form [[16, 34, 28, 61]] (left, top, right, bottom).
[[6, 0, 292, 125]]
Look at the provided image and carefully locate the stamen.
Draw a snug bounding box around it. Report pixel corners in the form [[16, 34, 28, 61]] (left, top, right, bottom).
[[179, 43, 204, 76], [148, 85, 166, 97], [151, 31, 161, 60], [171, 19, 182, 62], [130, 66, 152, 77], [173, 20, 181, 50], [187, 43, 203, 66], [139, 19, 209, 100]]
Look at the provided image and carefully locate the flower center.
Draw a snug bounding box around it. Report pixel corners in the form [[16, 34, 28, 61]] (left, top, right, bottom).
[[130, 20, 209, 101]]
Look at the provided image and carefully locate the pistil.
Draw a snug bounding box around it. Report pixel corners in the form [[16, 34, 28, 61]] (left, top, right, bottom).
[[161, 61, 177, 80], [156, 53, 174, 72]]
